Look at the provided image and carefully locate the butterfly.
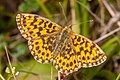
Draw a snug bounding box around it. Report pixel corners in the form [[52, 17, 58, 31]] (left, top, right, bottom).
[[16, 13, 107, 76]]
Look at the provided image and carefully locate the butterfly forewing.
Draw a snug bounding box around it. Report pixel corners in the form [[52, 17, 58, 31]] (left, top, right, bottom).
[[69, 32, 107, 68], [16, 13, 63, 63], [16, 13, 62, 40]]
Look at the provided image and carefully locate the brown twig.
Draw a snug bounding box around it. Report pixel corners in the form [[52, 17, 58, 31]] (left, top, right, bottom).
[[76, 0, 120, 43], [59, 2, 68, 24], [5, 46, 16, 80], [75, 0, 107, 28], [70, 0, 76, 25], [94, 27, 120, 43], [58, 71, 61, 80], [102, 0, 116, 17], [101, 12, 120, 36], [70, 0, 80, 34], [98, 0, 105, 27], [101, 0, 120, 36], [0, 74, 5, 80]]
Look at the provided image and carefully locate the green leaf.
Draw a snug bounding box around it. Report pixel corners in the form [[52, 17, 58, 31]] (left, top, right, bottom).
[[97, 69, 116, 80], [19, 0, 39, 12], [12, 43, 28, 57], [116, 74, 120, 80]]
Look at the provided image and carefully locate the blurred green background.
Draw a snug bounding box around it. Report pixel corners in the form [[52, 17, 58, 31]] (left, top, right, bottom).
[[0, 0, 120, 80]]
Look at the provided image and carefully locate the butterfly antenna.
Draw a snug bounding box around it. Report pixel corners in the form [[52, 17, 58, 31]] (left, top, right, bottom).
[[68, 19, 93, 31], [59, 2, 68, 24], [74, 20, 93, 25]]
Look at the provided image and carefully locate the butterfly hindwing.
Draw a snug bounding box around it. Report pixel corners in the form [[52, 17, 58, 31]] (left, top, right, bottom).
[[28, 35, 58, 63], [53, 41, 81, 75]]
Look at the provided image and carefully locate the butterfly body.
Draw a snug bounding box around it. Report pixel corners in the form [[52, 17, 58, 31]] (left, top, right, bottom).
[[16, 13, 107, 76]]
